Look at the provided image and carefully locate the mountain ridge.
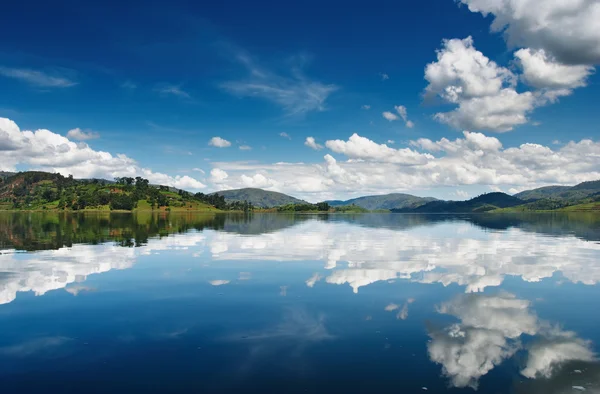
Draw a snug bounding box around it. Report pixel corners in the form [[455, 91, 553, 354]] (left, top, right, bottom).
[[211, 188, 307, 208], [326, 193, 437, 210]]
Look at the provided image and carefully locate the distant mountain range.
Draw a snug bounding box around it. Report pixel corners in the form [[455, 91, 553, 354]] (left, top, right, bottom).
[[326, 193, 437, 210], [392, 192, 524, 213], [1, 170, 599, 212], [212, 188, 307, 208]]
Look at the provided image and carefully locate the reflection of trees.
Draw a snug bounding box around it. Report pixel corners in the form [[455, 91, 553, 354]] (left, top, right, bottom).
[[0, 212, 227, 251]]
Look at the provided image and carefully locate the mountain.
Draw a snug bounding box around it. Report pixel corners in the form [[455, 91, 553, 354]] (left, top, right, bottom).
[[212, 188, 306, 208], [393, 192, 524, 213], [326, 193, 437, 210], [0, 171, 15, 181], [516, 180, 600, 201]]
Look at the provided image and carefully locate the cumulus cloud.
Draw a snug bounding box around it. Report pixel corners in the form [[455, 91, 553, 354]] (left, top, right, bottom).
[[279, 132, 291, 139], [222, 52, 337, 116], [326, 133, 433, 164], [458, 0, 600, 66], [0, 66, 77, 88], [425, 36, 536, 132], [305, 136, 323, 150], [382, 111, 399, 121], [515, 48, 595, 91], [209, 131, 600, 202], [0, 117, 206, 190], [209, 168, 229, 184], [240, 173, 275, 188], [361, 105, 371, 110], [208, 136, 231, 148], [66, 128, 99, 141]]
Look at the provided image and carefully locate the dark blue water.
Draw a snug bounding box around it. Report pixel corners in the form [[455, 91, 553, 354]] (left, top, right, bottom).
[[1, 213, 599, 393]]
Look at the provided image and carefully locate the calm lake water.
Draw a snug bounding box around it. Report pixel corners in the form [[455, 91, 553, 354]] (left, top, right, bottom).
[[1, 212, 600, 393]]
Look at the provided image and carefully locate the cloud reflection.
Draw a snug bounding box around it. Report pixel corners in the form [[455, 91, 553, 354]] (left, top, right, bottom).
[[427, 292, 597, 389], [206, 220, 600, 293]]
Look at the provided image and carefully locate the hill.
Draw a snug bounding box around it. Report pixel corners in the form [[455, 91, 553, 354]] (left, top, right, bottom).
[[393, 192, 523, 213], [0, 171, 246, 212], [326, 193, 437, 210], [516, 180, 600, 202], [212, 188, 306, 208]]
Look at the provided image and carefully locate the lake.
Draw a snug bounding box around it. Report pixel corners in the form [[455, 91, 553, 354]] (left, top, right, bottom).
[[1, 212, 599, 393]]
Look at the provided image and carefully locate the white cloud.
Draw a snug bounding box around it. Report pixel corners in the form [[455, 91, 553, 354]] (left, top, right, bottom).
[[239, 145, 252, 150], [222, 53, 337, 116], [66, 128, 99, 141], [386, 140, 395, 144], [361, 105, 371, 110], [208, 136, 231, 148], [325, 133, 433, 164], [425, 36, 537, 132], [395, 105, 415, 128], [458, 0, 600, 66], [0, 66, 77, 88], [384, 303, 400, 311], [515, 48, 594, 90], [305, 136, 323, 150], [208, 131, 600, 202], [154, 83, 191, 99], [379, 72, 390, 81], [0, 117, 206, 190], [240, 173, 275, 188], [454, 190, 469, 199], [382, 111, 398, 121], [279, 132, 291, 139], [209, 280, 230, 286], [210, 168, 229, 184]]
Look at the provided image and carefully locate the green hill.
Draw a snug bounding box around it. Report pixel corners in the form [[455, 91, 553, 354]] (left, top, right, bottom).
[[326, 193, 437, 210], [516, 180, 600, 202], [212, 188, 306, 208], [393, 192, 523, 213], [0, 171, 243, 212]]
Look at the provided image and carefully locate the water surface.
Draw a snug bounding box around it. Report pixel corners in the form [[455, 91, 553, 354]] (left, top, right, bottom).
[[1, 212, 599, 393]]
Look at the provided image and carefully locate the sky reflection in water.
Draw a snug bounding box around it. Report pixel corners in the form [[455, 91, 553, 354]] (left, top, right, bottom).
[[0, 213, 599, 393]]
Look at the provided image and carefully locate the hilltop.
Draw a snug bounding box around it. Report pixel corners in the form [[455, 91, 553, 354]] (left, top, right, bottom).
[[327, 193, 437, 210], [393, 192, 524, 213], [212, 188, 307, 208]]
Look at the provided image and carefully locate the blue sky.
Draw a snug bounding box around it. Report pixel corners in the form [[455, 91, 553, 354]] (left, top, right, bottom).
[[1, 0, 599, 201]]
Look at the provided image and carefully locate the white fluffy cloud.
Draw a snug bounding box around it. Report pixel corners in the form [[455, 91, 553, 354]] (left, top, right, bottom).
[[395, 105, 414, 128], [209, 168, 229, 184], [66, 128, 99, 141], [208, 136, 231, 148], [326, 133, 432, 164], [515, 48, 595, 90], [0, 117, 206, 190], [458, 0, 600, 66], [425, 36, 537, 132], [305, 136, 323, 150], [210, 131, 600, 201]]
